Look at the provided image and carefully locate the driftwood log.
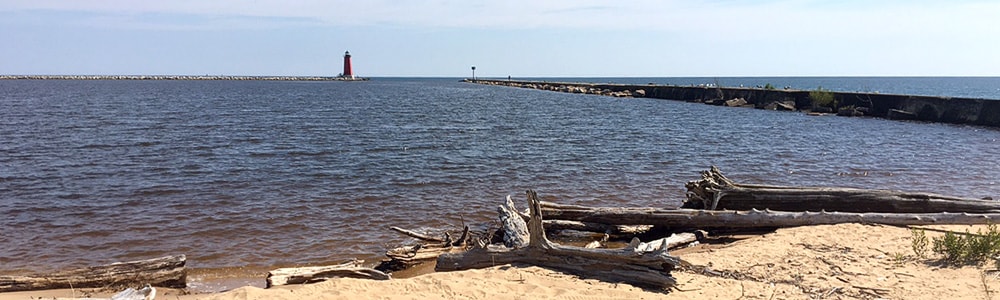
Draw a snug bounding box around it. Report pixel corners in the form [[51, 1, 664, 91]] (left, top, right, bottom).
[[379, 196, 652, 270], [266, 260, 390, 288], [641, 232, 699, 251], [109, 285, 157, 300], [389, 226, 446, 243], [511, 196, 651, 236], [683, 166, 1000, 213], [49, 285, 158, 300], [539, 202, 1000, 228], [376, 226, 472, 272], [63, 285, 158, 300], [437, 190, 679, 289], [0, 255, 186, 292], [542, 220, 653, 235]]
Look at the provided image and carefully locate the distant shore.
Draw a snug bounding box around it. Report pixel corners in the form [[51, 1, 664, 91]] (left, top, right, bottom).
[[0, 75, 367, 81]]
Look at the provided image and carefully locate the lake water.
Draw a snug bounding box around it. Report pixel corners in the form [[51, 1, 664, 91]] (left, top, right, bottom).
[[2, 77, 1000, 287]]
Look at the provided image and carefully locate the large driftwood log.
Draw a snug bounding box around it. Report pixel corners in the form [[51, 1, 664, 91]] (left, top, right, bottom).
[[497, 196, 649, 236], [266, 260, 390, 288], [684, 166, 1000, 213], [539, 203, 1000, 228], [0, 255, 186, 292], [437, 190, 679, 289]]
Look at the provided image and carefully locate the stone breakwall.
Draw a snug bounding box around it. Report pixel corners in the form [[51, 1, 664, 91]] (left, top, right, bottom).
[[0, 75, 368, 81], [469, 79, 1000, 128]]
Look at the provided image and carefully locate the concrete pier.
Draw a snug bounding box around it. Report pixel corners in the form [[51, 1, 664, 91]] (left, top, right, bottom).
[[468, 79, 1000, 128], [0, 75, 367, 81]]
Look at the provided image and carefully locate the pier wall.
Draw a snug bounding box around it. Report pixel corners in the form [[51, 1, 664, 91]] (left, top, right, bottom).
[[471, 79, 1000, 128]]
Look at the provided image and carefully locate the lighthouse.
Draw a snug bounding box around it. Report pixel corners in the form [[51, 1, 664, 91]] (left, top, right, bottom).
[[342, 51, 354, 79]]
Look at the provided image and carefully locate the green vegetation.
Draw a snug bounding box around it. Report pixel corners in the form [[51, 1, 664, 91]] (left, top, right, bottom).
[[911, 228, 929, 258], [809, 86, 837, 109], [891, 252, 909, 267], [913, 224, 1000, 267], [764, 83, 776, 90]]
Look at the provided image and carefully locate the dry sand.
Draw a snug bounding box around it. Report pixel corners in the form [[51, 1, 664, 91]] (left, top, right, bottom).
[[3, 223, 996, 300]]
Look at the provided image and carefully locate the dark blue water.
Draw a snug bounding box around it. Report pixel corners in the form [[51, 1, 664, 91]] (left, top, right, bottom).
[[2, 77, 1000, 282]]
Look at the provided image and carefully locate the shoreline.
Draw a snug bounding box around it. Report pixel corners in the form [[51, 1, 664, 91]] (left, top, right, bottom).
[[1, 223, 995, 299], [0, 75, 368, 81]]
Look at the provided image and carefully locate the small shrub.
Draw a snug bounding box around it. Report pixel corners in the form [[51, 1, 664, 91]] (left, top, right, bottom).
[[809, 86, 836, 109], [930, 224, 1000, 265], [933, 231, 967, 263], [891, 252, 909, 267], [968, 224, 1000, 261], [911, 229, 929, 258], [764, 83, 776, 90]]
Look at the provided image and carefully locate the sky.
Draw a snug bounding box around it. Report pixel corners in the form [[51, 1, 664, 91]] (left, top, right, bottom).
[[2, 0, 999, 77]]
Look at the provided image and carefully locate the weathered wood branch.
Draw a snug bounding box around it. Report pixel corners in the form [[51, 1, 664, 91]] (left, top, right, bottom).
[[450, 225, 471, 247], [436, 190, 679, 289], [542, 220, 653, 235], [540, 204, 1000, 228], [266, 260, 389, 288], [377, 225, 472, 273], [635, 232, 699, 252], [683, 166, 1000, 213], [0, 255, 186, 292], [111, 285, 157, 300], [51, 285, 158, 300], [389, 226, 446, 243], [579, 232, 697, 250], [383, 241, 468, 265]]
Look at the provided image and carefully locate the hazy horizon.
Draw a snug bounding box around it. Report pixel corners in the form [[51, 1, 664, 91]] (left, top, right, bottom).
[[4, 74, 1000, 78]]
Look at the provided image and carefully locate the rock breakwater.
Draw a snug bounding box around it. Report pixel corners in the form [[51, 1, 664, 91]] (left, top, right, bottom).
[[468, 79, 1000, 128], [473, 80, 646, 98]]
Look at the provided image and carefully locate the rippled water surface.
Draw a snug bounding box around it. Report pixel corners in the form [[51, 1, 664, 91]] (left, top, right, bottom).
[[2, 78, 1000, 280]]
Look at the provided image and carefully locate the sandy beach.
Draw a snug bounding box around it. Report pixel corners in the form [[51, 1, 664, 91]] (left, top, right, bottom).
[[2, 223, 995, 300]]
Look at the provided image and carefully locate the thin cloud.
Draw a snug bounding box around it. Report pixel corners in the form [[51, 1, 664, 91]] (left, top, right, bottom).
[[541, 5, 618, 15], [5, 0, 998, 35]]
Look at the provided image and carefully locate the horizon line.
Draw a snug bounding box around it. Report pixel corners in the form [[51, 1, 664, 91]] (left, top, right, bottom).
[[3, 74, 1000, 78]]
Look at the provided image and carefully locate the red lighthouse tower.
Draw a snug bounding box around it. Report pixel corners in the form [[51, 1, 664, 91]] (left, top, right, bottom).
[[342, 51, 354, 79]]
